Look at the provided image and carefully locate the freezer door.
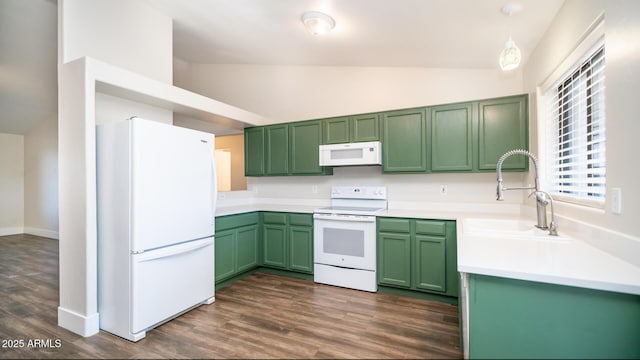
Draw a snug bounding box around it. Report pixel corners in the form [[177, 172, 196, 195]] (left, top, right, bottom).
[[131, 237, 214, 334], [131, 119, 216, 252]]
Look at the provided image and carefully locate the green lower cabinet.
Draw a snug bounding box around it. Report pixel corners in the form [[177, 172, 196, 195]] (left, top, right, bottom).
[[214, 229, 236, 282], [262, 212, 313, 274], [377, 217, 457, 297], [289, 226, 313, 273], [378, 232, 412, 288], [414, 235, 446, 292], [469, 274, 640, 359], [235, 225, 259, 273], [215, 213, 260, 283], [263, 224, 287, 269]]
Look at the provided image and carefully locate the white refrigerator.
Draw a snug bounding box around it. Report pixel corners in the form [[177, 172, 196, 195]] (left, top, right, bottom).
[[96, 117, 217, 342]]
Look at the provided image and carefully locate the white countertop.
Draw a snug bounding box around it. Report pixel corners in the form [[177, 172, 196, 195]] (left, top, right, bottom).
[[457, 216, 640, 296], [216, 200, 640, 296], [216, 204, 317, 217]]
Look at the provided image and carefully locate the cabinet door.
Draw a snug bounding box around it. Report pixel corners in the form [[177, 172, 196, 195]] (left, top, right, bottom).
[[289, 120, 326, 175], [430, 103, 474, 172], [263, 224, 287, 269], [382, 108, 428, 173], [351, 113, 380, 142], [236, 225, 259, 273], [323, 116, 350, 144], [289, 226, 313, 273], [265, 124, 289, 175], [244, 127, 265, 176], [478, 96, 528, 171], [377, 232, 412, 288], [214, 229, 235, 282], [414, 235, 446, 293]]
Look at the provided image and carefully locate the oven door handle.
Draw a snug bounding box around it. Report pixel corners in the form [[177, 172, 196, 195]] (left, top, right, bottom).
[[313, 213, 377, 223]]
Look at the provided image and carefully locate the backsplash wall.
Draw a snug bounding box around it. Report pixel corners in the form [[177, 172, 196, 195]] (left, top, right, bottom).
[[247, 166, 525, 207]]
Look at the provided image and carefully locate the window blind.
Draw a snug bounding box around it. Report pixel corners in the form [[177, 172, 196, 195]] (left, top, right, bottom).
[[544, 46, 606, 204]]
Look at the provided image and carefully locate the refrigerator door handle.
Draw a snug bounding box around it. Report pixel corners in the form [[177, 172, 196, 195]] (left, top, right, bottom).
[[211, 146, 217, 224], [136, 238, 213, 263]]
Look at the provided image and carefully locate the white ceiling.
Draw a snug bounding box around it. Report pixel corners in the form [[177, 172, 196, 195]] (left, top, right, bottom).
[[147, 0, 565, 68], [0, 0, 565, 135]]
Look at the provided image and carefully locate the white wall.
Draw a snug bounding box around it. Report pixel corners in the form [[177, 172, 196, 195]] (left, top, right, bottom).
[[59, 0, 172, 84], [174, 63, 526, 208], [57, 0, 174, 336], [523, 0, 640, 238], [24, 116, 59, 239], [0, 133, 24, 236], [175, 64, 523, 123]]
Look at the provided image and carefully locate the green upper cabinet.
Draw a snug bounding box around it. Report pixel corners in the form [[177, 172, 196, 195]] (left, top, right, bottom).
[[351, 113, 380, 142], [265, 124, 289, 175], [430, 103, 474, 172], [382, 108, 428, 173], [289, 120, 332, 175], [323, 116, 351, 144], [246, 94, 528, 176], [244, 127, 265, 176], [478, 95, 528, 171], [323, 113, 380, 144]]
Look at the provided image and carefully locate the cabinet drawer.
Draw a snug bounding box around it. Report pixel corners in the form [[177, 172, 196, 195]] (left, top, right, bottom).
[[289, 213, 312, 227], [216, 212, 259, 231], [262, 212, 288, 225], [415, 220, 446, 235], [377, 218, 411, 233]]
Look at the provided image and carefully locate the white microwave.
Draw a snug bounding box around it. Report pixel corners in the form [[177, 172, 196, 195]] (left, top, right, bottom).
[[319, 141, 382, 167]]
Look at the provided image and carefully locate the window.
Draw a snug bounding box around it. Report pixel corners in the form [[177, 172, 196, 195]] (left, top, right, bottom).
[[544, 44, 605, 206]]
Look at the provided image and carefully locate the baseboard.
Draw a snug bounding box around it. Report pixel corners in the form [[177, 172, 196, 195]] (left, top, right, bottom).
[[57, 307, 99, 337], [0, 227, 24, 236], [24, 227, 59, 240]]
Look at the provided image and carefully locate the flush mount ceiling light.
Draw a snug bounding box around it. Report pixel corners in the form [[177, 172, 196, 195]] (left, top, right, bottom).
[[499, 3, 523, 71], [301, 11, 335, 36]]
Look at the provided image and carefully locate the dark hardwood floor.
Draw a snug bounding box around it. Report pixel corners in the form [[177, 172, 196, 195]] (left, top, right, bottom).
[[0, 234, 462, 359]]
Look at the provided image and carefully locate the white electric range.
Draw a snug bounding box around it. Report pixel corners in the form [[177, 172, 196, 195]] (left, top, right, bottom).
[[313, 186, 387, 292]]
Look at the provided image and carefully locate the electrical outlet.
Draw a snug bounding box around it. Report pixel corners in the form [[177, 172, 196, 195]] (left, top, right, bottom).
[[611, 188, 622, 214], [440, 185, 447, 196]]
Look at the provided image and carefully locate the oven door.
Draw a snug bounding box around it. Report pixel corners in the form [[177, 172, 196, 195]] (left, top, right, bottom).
[[313, 213, 376, 271]]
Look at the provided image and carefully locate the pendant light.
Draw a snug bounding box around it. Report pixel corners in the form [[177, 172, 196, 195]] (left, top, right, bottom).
[[499, 3, 523, 71], [301, 11, 335, 36]]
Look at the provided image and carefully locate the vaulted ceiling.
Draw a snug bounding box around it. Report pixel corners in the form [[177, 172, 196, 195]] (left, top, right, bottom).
[[0, 0, 565, 134]]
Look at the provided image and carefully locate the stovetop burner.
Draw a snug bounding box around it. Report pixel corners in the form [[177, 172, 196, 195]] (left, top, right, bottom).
[[314, 186, 388, 215]]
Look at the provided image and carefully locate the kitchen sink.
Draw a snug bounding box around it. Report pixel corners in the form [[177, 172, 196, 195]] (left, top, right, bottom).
[[463, 218, 571, 241]]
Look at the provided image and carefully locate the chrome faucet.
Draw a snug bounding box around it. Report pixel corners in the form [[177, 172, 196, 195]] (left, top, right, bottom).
[[496, 149, 558, 236]]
